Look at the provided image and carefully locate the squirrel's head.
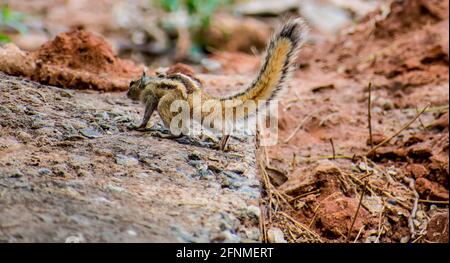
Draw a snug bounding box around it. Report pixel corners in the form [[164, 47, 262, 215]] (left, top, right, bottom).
[[127, 71, 150, 101]]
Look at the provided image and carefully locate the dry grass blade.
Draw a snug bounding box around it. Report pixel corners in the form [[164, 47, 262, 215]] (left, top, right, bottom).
[[346, 180, 368, 243], [278, 211, 323, 243], [418, 200, 449, 204], [366, 104, 430, 156], [284, 110, 319, 143], [367, 82, 373, 148], [329, 138, 336, 159], [353, 225, 365, 243]]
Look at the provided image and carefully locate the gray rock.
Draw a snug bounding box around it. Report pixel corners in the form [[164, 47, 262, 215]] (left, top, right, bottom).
[[38, 168, 52, 176], [246, 205, 261, 221], [16, 131, 32, 143], [80, 128, 103, 139], [115, 154, 139, 166], [267, 227, 287, 243], [105, 184, 126, 193], [211, 230, 241, 243]]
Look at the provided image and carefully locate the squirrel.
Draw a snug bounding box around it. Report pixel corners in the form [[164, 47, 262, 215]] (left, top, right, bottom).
[[126, 18, 308, 149]]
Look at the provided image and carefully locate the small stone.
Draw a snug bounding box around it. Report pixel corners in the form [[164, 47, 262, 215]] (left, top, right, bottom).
[[405, 164, 428, 179], [16, 131, 32, 143], [0, 105, 12, 115], [38, 168, 52, 176], [53, 165, 68, 177], [427, 212, 449, 243], [188, 160, 203, 167], [400, 236, 410, 243], [267, 227, 287, 243], [127, 229, 137, 237], [93, 196, 112, 204], [415, 178, 448, 201], [379, 98, 394, 110], [76, 169, 90, 177], [31, 117, 47, 129], [429, 112, 448, 130], [80, 128, 103, 139], [246, 205, 261, 221], [226, 162, 246, 174], [95, 111, 110, 121], [115, 154, 139, 166], [136, 172, 150, 178], [207, 163, 223, 173], [9, 170, 23, 178], [220, 212, 240, 232], [357, 162, 372, 172], [187, 152, 202, 161], [105, 184, 126, 193], [59, 90, 74, 98], [386, 167, 397, 176], [212, 230, 241, 243], [95, 149, 114, 158], [201, 58, 222, 73], [242, 227, 260, 241], [408, 145, 432, 159], [363, 196, 384, 214]]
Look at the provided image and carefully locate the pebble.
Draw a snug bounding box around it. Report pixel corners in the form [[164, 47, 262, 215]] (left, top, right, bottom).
[[80, 128, 103, 139], [267, 227, 287, 243], [357, 161, 372, 172], [171, 225, 198, 243], [115, 154, 139, 166], [0, 105, 12, 115], [105, 184, 126, 193], [31, 117, 49, 129], [127, 229, 137, 237], [187, 152, 202, 161], [38, 168, 52, 176], [246, 205, 261, 221], [201, 58, 222, 73], [9, 169, 23, 178], [226, 162, 246, 174], [363, 196, 384, 214], [220, 212, 240, 232], [136, 172, 150, 179], [242, 227, 260, 241], [400, 236, 410, 243], [212, 230, 241, 243], [16, 131, 32, 143], [93, 196, 112, 204]]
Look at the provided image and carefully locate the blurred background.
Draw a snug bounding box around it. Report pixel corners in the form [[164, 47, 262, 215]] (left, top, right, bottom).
[[1, 0, 388, 68]]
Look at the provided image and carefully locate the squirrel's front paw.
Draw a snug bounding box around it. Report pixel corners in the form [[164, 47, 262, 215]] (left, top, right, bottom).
[[127, 123, 139, 130], [127, 123, 150, 131]]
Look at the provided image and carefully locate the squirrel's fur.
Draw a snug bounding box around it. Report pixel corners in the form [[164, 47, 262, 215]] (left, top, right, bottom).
[[127, 18, 308, 137]]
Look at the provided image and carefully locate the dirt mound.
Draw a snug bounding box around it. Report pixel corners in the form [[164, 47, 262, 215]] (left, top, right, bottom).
[[373, 0, 448, 38], [426, 212, 449, 243], [32, 30, 143, 91], [320, 0, 449, 88], [260, 0, 449, 243], [0, 30, 143, 91]]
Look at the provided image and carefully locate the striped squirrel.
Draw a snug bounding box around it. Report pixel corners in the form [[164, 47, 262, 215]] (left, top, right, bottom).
[[127, 18, 308, 149]]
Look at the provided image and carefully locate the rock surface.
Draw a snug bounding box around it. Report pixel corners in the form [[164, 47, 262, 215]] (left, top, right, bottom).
[[0, 72, 261, 242]]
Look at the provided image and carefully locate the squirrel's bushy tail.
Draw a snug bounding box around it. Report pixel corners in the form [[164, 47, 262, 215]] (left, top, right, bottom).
[[219, 18, 308, 106]]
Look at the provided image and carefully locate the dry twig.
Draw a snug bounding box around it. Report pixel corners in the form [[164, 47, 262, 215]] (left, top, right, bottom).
[[284, 110, 319, 143], [367, 82, 373, 148], [366, 104, 430, 156], [346, 180, 368, 243], [329, 138, 336, 159]]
